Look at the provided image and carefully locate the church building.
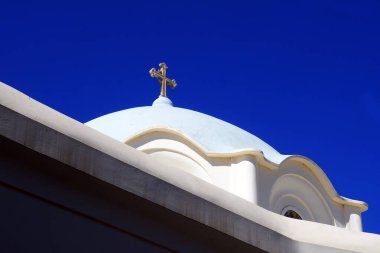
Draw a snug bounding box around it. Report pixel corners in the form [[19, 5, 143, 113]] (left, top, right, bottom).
[[0, 63, 379, 252]]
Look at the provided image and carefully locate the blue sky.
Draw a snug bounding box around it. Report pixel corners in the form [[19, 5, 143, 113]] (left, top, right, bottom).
[[1, 1, 380, 233]]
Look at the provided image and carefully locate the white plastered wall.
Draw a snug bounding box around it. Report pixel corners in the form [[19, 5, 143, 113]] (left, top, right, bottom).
[[257, 159, 336, 226], [127, 131, 364, 231], [127, 132, 258, 203]]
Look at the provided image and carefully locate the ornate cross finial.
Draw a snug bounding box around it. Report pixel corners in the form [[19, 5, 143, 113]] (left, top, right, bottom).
[[149, 63, 177, 97]]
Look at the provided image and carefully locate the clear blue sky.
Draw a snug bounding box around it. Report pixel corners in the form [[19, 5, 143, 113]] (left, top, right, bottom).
[[1, 1, 380, 233]]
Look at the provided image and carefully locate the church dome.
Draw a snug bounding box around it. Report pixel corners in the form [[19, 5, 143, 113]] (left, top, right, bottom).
[[85, 96, 289, 164]]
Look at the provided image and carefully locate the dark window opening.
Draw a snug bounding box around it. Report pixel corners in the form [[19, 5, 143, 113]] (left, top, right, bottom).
[[284, 210, 302, 220]]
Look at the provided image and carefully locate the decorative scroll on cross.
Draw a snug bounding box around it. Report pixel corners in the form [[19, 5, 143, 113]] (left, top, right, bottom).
[[149, 63, 177, 97]]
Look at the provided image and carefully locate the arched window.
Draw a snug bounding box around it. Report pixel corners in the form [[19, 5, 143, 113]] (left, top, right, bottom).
[[284, 210, 302, 220]]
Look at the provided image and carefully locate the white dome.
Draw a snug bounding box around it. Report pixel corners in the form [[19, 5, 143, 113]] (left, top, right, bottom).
[[85, 97, 289, 164]]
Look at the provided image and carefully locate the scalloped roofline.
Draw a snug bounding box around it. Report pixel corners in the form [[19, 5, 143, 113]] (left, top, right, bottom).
[[126, 128, 368, 212]]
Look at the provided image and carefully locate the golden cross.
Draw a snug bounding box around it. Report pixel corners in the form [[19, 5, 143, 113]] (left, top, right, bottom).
[[149, 63, 177, 97]]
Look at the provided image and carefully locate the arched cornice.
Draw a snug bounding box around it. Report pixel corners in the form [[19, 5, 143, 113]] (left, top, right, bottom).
[[125, 128, 368, 212], [280, 156, 368, 211]]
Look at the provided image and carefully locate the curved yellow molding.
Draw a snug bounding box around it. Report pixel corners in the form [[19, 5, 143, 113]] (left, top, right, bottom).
[[125, 127, 368, 212], [280, 156, 368, 211]]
